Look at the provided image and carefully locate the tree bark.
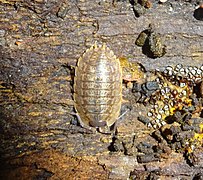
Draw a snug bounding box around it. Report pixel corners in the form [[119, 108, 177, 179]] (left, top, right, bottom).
[[0, 0, 203, 179]]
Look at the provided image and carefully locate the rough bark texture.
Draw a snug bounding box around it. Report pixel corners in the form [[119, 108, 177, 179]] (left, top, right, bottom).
[[0, 0, 203, 179]]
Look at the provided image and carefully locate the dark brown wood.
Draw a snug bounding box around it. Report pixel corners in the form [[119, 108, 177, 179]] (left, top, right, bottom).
[[0, 0, 203, 179]]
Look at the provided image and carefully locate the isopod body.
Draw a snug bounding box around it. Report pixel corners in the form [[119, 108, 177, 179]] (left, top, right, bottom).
[[74, 43, 122, 129]]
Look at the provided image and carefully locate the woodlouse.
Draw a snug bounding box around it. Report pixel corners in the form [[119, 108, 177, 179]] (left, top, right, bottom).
[[74, 43, 122, 132]]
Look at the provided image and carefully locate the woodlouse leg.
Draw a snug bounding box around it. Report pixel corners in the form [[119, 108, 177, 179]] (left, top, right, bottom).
[[118, 107, 131, 119], [112, 106, 132, 135]]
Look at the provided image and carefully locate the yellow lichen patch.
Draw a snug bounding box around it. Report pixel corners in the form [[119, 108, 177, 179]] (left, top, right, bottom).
[[147, 74, 193, 128], [187, 123, 203, 152], [200, 124, 203, 132], [119, 57, 145, 83], [193, 132, 203, 143], [186, 146, 193, 154]]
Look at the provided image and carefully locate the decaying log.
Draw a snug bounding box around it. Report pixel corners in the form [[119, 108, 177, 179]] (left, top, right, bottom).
[[0, 0, 203, 179]]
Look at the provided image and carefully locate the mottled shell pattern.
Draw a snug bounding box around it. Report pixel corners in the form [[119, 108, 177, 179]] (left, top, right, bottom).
[[74, 43, 122, 128]]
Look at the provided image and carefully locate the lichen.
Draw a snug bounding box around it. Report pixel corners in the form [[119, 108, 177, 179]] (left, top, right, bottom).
[[119, 57, 146, 83], [136, 64, 203, 158]]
